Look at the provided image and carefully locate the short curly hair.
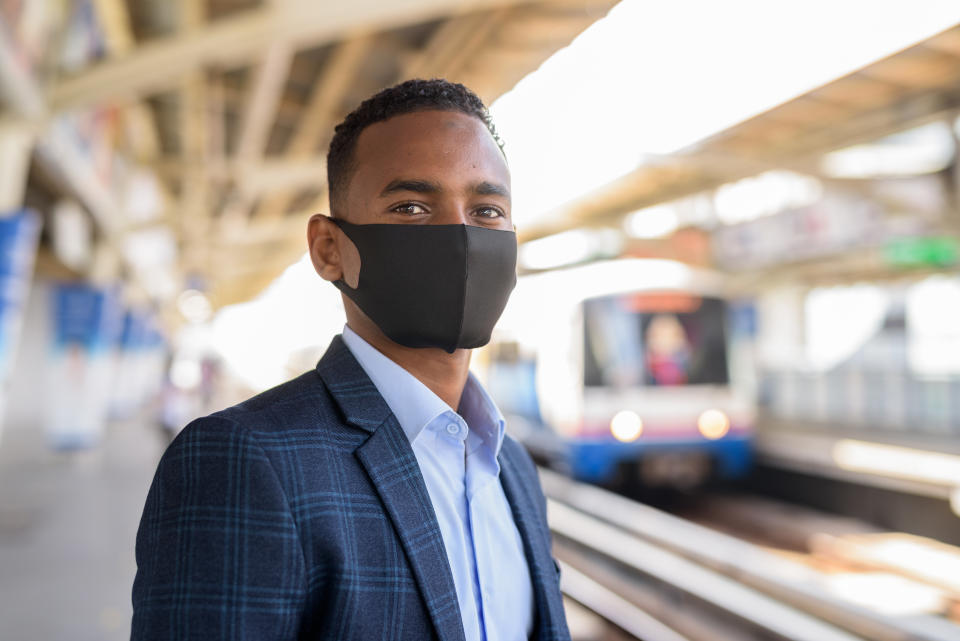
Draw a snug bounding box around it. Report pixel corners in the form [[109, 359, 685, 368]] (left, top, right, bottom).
[[326, 78, 504, 211]]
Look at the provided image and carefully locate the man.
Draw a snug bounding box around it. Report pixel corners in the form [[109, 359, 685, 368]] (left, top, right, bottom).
[[132, 79, 570, 641]]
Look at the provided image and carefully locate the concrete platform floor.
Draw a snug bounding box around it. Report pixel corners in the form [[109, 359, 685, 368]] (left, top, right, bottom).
[[0, 413, 611, 641], [0, 417, 168, 641]]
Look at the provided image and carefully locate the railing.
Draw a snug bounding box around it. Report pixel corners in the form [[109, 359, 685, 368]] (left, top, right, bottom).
[[761, 369, 960, 436]]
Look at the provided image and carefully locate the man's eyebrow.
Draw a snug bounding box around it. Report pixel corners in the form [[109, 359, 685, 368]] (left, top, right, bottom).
[[473, 181, 510, 198], [379, 179, 442, 196]]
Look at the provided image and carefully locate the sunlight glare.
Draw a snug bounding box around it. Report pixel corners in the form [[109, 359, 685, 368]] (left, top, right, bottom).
[[492, 0, 960, 226]]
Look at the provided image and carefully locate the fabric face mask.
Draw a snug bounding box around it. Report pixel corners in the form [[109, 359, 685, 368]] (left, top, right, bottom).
[[330, 219, 517, 353]]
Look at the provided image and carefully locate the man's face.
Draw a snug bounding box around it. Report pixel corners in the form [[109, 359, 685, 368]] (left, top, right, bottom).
[[337, 110, 512, 231]]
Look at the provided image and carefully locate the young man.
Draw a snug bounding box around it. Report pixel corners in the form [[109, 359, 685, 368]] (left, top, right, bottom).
[[132, 79, 569, 641]]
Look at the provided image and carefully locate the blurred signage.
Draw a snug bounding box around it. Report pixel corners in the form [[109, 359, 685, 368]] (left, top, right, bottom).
[[52, 283, 122, 353], [710, 190, 945, 269], [0, 209, 41, 381], [622, 292, 702, 313], [883, 237, 958, 268], [625, 228, 713, 266], [110, 308, 167, 420], [46, 282, 123, 448]]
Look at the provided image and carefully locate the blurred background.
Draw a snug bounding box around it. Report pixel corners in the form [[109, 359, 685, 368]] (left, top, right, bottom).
[[2, 1, 960, 639]]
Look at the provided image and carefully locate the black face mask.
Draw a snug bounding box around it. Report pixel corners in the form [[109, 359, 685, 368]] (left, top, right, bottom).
[[330, 219, 517, 353]]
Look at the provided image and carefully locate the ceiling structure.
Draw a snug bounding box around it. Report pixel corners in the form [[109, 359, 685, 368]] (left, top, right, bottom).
[[530, 25, 960, 244], [3, 1, 960, 322], [6, 0, 617, 312]]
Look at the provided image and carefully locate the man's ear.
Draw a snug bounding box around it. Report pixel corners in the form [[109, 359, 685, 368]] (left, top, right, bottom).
[[307, 214, 360, 288], [307, 214, 343, 282]]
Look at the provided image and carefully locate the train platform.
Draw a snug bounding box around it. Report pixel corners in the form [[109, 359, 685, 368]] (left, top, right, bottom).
[[0, 414, 610, 641], [755, 417, 960, 502], [0, 417, 167, 641]]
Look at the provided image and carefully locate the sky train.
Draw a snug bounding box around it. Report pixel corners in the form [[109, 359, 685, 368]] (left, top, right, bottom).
[[481, 258, 756, 487]]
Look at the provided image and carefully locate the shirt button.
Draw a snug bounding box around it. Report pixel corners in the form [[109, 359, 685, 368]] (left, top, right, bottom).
[[445, 423, 460, 435]]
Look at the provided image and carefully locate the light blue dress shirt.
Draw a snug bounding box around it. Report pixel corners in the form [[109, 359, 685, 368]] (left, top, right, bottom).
[[342, 326, 534, 641]]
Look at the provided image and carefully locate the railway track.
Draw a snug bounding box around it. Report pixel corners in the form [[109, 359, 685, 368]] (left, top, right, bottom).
[[673, 491, 960, 623], [541, 469, 960, 641]]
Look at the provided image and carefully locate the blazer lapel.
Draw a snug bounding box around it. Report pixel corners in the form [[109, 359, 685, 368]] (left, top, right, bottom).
[[317, 337, 466, 641], [356, 422, 465, 641], [499, 447, 568, 641], [316, 335, 392, 431]]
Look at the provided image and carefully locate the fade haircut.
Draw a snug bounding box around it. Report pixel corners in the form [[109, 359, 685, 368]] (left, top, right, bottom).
[[326, 78, 504, 212]]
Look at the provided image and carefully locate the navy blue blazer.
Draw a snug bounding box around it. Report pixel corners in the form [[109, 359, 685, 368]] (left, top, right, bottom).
[[132, 336, 570, 640]]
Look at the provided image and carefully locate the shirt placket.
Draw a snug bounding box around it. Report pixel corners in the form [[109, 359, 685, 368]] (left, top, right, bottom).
[[437, 412, 487, 641]]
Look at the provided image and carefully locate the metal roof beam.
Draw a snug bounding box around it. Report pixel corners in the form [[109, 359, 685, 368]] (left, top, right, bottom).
[[253, 35, 373, 219], [234, 42, 294, 165], [51, 0, 526, 113]]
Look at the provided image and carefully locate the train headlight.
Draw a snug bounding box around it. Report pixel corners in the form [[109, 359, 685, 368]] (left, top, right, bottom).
[[697, 409, 730, 439], [610, 410, 643, 442]]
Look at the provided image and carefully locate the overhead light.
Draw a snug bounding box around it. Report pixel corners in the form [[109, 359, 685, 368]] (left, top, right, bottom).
[[122, 169, 164, 223], [624, 203, 680, 238], [121, 226, 177, 269], [177, 289, 212, 324], [519, 229, 622, 271], [822, 122, 955, 178], [714, 171, 823, 225], [140, 268, 178, 301]]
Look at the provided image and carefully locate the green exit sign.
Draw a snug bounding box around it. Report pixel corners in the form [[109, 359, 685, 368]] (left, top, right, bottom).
[[884, 237, 959, 268]]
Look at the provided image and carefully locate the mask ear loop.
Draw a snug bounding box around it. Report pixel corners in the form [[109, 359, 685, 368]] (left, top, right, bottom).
[[328, 218, 362, 290]]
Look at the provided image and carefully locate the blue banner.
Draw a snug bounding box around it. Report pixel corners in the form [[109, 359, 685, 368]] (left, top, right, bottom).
[[0, 209, 41, 380], [52, 283, 123, 354]]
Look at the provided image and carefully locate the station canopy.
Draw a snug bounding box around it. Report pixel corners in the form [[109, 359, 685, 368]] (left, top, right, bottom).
[[2, 0, 960, 319]]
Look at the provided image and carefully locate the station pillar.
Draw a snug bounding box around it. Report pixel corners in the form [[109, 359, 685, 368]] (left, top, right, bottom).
[[0, 121, 40, 443], [0, 120, 32, 213]]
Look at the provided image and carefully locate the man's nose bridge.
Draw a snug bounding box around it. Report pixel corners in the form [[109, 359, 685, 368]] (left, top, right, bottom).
[[434, 198, 470, 225]]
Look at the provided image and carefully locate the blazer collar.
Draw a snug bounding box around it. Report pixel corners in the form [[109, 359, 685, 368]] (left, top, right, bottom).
[[317, 336, 466, 641], [315, 335, 393, 432]]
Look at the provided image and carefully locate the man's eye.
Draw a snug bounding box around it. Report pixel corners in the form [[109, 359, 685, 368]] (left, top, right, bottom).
[[475, 206, 504, 219], [392, 203, 427, 215]]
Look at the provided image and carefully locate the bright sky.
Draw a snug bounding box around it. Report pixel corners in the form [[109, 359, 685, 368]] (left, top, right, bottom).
[[491, 0, 960, 227], [211, 255, 345, 390]]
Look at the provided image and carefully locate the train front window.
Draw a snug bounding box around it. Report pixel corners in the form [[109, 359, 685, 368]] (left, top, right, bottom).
[[583, 293, 729, 387]]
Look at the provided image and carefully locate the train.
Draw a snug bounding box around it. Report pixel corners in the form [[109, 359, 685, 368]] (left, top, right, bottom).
[[481, 258, 756, 488]]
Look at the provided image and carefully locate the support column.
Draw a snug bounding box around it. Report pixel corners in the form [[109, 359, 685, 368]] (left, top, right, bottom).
[[0, 120, 34, 214]]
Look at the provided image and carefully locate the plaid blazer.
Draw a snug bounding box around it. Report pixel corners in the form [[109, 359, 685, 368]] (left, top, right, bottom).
[[132, 336, 570, 640]]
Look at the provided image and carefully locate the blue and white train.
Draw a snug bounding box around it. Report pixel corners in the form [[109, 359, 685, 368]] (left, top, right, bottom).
[[481, 258, 755, 487]]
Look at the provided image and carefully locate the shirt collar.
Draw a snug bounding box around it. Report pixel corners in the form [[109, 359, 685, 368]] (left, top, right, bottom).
[[340, 325, 505, 456], [459, 371, 506, 456], [341, 325, 448, 443]]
